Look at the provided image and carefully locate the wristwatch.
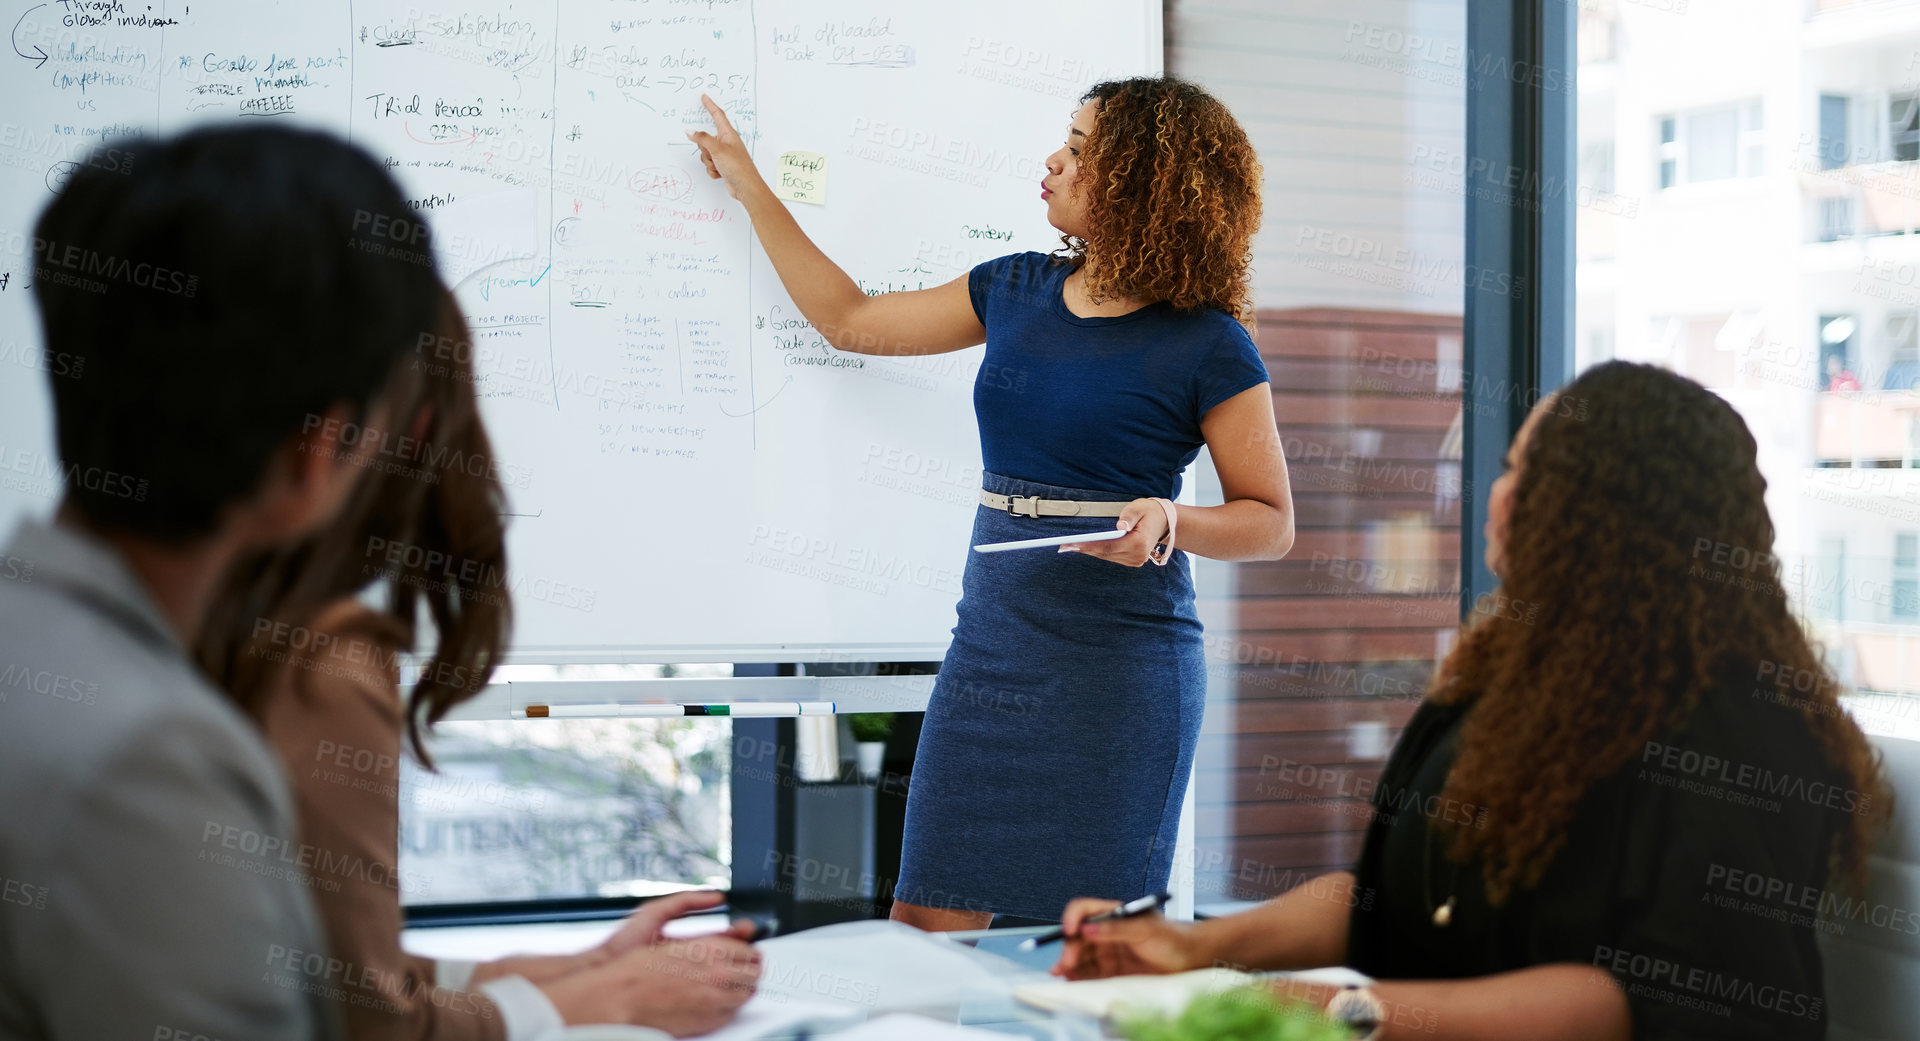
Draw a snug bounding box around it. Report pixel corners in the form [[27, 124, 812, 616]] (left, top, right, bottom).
[[1324, 984, 1386, 1041]]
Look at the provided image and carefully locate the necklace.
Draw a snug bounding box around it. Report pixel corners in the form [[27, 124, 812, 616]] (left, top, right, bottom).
[[1422, 821, 1461, 928]]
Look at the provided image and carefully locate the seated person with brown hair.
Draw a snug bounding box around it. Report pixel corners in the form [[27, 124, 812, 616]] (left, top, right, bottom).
[[197, 292, 762, 1041], [1051, 362, 1890, 1041]]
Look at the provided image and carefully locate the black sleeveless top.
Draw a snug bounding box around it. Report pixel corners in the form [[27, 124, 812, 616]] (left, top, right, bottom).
[[1347, 678, 1851, 1039]]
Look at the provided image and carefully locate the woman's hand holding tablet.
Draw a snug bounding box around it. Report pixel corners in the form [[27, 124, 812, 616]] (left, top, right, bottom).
[[973, 529, 1130, 553]]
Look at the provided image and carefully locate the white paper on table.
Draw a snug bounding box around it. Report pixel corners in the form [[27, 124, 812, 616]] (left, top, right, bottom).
[[756, 921, 1018, 1012], [546, 996, 859, 1041], [809, 1013, 1015, 1041], [685, 997, 865, 1041]]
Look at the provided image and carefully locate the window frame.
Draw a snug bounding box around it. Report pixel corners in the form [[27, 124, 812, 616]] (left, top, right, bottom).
[[1463, 0, 1575, 608]]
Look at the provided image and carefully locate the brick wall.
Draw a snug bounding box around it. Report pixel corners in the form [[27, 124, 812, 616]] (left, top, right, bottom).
[[1194, 308, 1465, 903]]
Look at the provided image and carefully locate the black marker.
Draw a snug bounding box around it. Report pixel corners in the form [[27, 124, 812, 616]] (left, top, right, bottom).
[[1018, 891, 1171, 951]]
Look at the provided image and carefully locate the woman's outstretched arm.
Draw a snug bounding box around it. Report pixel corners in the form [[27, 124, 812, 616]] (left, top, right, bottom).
[[687, 95, 984, 357], [1055, 873, 1629, 1041]]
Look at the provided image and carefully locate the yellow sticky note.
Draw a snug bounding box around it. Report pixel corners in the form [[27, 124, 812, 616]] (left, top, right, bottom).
[[774, 150, 828, 206]]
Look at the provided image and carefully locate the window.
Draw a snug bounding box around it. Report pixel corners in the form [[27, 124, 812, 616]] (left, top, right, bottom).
[[1820, 94, 1851, 171], [1884, 312, 1918, 363], [1896, 579, 1919, 620], [1658, 116, 1678, 188], [1583, 326, 1617, 374], [1579, 3, 1616, 65], [1691, 105, 1740, 181], [1657, 102, 1765, 187], [1806, 536, 1850, 623], [1581, 140, 1617, 194], [400, 717, 731, 906], [1891, 91, 1920, 162], [1897, 533, 1919, 621], [1820, 314, 1857, 389], [1878, 312, 1920, 393], [398, 665, 734, 909]]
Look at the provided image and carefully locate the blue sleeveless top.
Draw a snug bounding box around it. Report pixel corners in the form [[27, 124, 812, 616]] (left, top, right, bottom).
[[967, 251, 1269, 499]]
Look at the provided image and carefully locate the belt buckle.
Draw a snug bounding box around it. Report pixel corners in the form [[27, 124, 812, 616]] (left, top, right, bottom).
[[1008, 495, 1042, 518]]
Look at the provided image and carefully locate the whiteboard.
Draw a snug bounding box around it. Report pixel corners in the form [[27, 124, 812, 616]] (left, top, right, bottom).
[[0, 0, 1160, 662]]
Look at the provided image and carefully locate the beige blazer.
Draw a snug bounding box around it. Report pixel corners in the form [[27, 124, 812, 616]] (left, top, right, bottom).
[[257, 599, 504, 1041]]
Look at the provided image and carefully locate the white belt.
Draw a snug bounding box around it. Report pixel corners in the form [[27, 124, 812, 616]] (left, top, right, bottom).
[[979, 490, 1129, 518]]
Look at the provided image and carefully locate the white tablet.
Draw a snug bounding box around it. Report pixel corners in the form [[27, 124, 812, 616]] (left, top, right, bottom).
[[972, 529, 1130, 553]]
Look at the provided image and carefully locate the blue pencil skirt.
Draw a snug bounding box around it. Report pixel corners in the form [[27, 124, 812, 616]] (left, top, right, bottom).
[[895, 472, 1206, 921]]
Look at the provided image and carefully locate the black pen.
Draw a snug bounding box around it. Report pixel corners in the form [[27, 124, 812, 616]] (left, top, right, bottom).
[[1018, 891, 1171, 951]]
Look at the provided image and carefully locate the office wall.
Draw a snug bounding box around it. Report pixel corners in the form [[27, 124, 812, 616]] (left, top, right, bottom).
[[1170, 0, 1468, 902]]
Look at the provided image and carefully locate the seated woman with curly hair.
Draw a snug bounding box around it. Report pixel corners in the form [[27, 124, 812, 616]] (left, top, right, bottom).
[[1050, 361, 1890, 1041]]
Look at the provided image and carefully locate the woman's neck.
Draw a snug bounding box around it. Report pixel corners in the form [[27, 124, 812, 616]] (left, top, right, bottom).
[[1063, 262, 1151, 318]]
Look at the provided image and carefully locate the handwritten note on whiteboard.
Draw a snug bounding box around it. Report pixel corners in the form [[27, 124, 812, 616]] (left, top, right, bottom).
[[774, 150, 828, 205]]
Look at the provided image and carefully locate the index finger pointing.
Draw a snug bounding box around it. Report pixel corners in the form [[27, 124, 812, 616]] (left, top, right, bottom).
[[700, 93, 737, 136]]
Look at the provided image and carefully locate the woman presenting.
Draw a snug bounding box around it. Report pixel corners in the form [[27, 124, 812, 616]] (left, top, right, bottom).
[[690, 76, 1293, 930]]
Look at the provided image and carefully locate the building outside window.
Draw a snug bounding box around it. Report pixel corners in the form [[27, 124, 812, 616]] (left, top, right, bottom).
[[1579, 0, 1920, 740]]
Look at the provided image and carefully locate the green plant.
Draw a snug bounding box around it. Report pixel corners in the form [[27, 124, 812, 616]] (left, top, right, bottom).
[[1116, 987, 1350, 1041], [846, 712, 894, 742]]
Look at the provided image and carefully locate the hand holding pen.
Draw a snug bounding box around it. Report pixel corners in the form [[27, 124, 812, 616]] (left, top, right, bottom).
[[1023, 891, 1171, 950], [1047, 892, 1210, 981]]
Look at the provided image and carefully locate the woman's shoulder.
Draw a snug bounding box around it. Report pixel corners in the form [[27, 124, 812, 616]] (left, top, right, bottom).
[[1375, 697, 1469, 788], [971, 252, 1069, 320], [254, 599, 410, 779], [1575, 669, 1845, 854], [307, 598, 398, 640], [1184, 305, 1257, 343], [1666, 668, 1834, 769], [282, 599, 408, 715], [1148, 302, 1256, 355], [999, 249, 1062, 269]]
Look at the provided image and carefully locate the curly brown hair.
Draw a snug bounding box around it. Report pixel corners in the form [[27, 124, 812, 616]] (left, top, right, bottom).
[[1430, 361, 1889, 905], [1067, 77, 1261, 327]]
